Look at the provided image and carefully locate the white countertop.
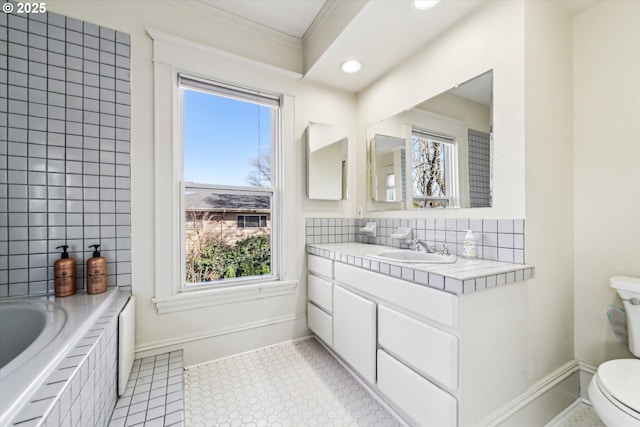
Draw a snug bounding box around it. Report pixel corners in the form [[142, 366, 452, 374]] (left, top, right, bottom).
[[307, 242, 534, 294]]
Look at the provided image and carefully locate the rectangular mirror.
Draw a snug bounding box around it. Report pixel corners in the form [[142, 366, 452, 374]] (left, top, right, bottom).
[[307, 122, 348, 200], [367, 70, 493, 211]]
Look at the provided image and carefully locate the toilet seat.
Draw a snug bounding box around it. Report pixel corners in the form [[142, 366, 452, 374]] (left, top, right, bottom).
[[596, 359, 640, 419]]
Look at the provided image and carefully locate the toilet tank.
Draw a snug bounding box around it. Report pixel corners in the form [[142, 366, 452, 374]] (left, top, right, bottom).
[[610, 276, 640, 357]]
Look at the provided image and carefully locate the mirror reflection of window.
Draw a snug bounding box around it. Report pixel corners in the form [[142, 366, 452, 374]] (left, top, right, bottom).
[[386, 173, 396, 201], [411, 130, 454, 208]]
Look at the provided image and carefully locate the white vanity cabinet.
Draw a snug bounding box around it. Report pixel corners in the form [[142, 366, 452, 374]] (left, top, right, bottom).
[[306, 253, 528, 427]]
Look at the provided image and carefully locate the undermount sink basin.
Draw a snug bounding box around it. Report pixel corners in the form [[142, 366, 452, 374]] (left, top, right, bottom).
[[368, 250, 457, 264]]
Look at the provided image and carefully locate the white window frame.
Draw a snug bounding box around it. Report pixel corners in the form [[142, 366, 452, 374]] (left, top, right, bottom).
[[147, 29, 299, 314], [179, 76, 280, 289], [410, 129, 456, 206]]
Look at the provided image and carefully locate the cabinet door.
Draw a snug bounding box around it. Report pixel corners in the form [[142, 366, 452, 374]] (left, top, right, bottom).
[[333, 285, 377, 384]]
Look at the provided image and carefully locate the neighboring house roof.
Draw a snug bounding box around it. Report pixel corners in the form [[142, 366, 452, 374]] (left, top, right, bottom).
[[185, 192, 270, 212]]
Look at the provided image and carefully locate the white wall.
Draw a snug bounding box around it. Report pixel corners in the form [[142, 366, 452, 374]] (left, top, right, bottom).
[[45, 0, 356, 364], [357, 1, 526, 219], [574, 0, 640, 367], [523, 0, 577, 402], [297, 82, 358, 220]]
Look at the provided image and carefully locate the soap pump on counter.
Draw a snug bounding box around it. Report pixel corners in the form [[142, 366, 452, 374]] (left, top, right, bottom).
[[86, 244, 107, 294], [54, 245, 76, 297], [462, 230, 477, 260]]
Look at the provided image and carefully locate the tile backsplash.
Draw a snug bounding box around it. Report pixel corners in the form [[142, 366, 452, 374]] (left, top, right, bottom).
[[0, 9, 132, 296], [306, 217, 525, 264]]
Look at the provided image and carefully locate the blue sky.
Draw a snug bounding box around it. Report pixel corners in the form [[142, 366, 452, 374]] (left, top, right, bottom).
[[183, 89, 272, 186]]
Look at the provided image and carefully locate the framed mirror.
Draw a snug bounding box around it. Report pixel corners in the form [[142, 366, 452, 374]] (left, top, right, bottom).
[[367, 70, 493, 211], [307, 122, 348, 200]]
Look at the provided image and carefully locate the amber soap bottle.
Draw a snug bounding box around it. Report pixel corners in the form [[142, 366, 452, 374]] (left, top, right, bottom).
[[54, 245, 76, 297], [86, 244, 107, 294]]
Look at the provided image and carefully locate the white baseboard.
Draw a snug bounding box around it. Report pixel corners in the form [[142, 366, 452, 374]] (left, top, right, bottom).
[[476, 360, 603, 426], [578, 361, 597, 403], [135, 313, 309, 364], [184, 335, 314, 370], [477, 360, 580, 427]]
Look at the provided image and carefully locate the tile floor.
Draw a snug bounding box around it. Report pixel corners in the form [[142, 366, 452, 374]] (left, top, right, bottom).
[[184, 338, 406, 427], [548, 401, 605, 427], [109, 350, 185, 427], [108, 340, 606, 427]]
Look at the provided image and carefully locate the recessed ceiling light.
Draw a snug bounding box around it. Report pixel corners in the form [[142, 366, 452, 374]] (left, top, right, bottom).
[[413, 0, 440, 10], [340, 60, 363, 74]]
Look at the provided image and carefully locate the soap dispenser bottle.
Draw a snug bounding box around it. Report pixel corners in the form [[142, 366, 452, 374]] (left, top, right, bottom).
[[86, 244, 107, 294], [462, 230, 477, 260], [54, 245, 76, 297]]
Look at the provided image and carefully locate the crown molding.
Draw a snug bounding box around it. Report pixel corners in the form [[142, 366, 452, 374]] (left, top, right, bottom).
[[168, 0, 302, 51], [302, 0, 340, 45]]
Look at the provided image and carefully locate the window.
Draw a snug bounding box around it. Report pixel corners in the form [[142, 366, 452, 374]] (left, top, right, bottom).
[[237, 215, 268, 228], [180, 76, 279, 287], [386, 173, 396, 201], [411, 129, 454, 208]]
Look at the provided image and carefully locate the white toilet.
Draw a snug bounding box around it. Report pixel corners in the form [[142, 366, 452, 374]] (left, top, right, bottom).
[[588, 276, 640, 426]]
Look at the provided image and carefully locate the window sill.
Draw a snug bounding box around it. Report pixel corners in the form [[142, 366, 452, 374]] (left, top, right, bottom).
[[152, 280, 298, 315]]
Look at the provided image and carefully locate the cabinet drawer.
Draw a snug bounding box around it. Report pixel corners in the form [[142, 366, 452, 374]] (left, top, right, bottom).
[[379, 305, 458, 390], [378, 349, 457, 427], [335, 263, 458, 328], [308, 274, 332, 313], [308, 302, 333, 347], [308, 254, 333, 279]]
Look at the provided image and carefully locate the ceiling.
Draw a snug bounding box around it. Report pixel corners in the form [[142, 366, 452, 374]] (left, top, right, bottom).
[[200, 0, 327, 38], [196, 0, 599, 94]]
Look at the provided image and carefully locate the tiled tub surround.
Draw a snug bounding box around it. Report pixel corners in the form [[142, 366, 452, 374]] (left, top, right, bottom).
[[0, 288, 130, 426], [0, 9, 132, 297], [307, 242, 534, 295], [306, 217, 526, 264]]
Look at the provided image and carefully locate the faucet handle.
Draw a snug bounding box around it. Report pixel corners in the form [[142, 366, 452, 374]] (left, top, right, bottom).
[[409, 239, 419, 251], [439, 244, 450, 256]]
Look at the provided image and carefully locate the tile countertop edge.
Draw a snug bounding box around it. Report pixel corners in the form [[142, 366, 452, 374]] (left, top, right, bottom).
[[306, 243, 535, 295]]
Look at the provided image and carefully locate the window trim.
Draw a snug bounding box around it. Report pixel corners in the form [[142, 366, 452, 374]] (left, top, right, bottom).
[[147, 29, 300, 313]]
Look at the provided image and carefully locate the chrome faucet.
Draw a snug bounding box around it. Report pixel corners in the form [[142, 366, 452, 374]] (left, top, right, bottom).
[[438, 244, 450, 256], [410, 239, 435, 253]]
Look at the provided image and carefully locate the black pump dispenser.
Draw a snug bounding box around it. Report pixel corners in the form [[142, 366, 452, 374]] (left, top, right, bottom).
[[89, 244, 101, 257], [57, 245, 70, 259]]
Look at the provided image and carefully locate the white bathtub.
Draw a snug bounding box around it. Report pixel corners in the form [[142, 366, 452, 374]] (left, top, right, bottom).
[[0, 288, 125, 426]]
